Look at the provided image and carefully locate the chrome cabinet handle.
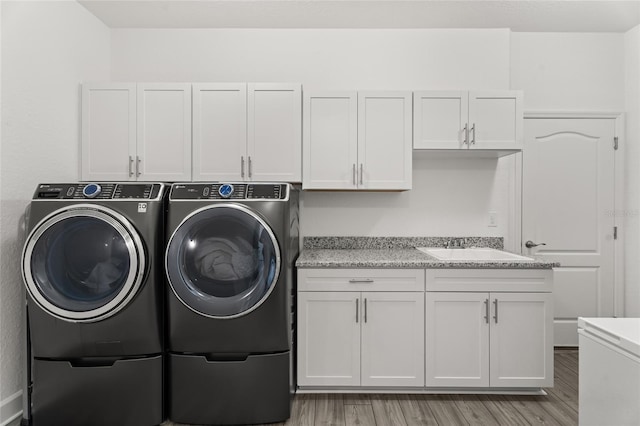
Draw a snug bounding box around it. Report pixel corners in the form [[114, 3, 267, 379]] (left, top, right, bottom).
[[353, 164, 356, 186], [364, 298, 368, 323], [359, 164, 363, 185], [248, 156, 252, 178], [493, 299, 498, 323], [136, 156, 141, 177], [484, 299, 489, 324], [470, 123, 476, 145], [348, 279, 374, 283], [128, 156, 134, 177], [525, 240, 547, 249], [462, 124, 468, 145], [241, 156, 245, 178], [355, 299, 359, 323]]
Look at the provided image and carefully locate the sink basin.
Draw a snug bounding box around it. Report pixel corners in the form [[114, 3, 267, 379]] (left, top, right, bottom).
[[416, 247, 533, 261]]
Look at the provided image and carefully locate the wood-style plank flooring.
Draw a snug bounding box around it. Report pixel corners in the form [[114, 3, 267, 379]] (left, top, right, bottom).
[[166, 348, 579, 426]]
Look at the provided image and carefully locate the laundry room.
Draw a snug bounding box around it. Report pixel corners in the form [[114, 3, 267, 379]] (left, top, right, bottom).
[[2, 1, 640, 426]]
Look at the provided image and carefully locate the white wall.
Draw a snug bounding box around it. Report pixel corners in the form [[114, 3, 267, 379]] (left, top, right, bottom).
[[111, 28, 517, 245], [624, 25, 640, 317], [510, 33, 625, 111], [0, 1, 110, 420]]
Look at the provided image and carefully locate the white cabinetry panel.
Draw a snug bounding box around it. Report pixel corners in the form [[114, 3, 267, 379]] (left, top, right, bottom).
[[426, 292, 489, 387], [303, 92, 358, 189], [137, 83, 192, 181], [361, 292, 424, 387], [81, 84, 136, 181], [297, 291, 361, 387], [192, 83, 246, 181], [248, 84, 302, 182]]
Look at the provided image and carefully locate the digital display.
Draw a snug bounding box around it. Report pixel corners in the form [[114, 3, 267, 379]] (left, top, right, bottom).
[[248, 185, 281, 199], [115, 184, 151, 199]]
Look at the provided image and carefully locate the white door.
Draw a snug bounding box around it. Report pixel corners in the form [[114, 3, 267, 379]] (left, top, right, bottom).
[[360, 292, 424, 387], [469, 91, 523, 150], [248, 84, 301, 182], [489, 292, 554, 388], [296, 291, 361, 387], [413, 91, 469, 149], [192, 83, 247, 181], [137, 83, 192, 181], [81, 83, 136, 181], [523, 118, 616, 345], [358, 92, 412, 190], [425, 292, 489, 387], [302, 91, 358, 189]]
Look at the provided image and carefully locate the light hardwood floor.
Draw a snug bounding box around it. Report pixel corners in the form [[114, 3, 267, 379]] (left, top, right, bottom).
[[168, 348, 579, 426]]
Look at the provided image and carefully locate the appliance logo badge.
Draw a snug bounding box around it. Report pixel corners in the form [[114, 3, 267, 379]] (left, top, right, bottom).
[[138, 203, 148, 213]]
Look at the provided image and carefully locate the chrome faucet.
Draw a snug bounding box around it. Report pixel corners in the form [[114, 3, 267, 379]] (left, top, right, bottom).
[[445, 238, 467, 249]]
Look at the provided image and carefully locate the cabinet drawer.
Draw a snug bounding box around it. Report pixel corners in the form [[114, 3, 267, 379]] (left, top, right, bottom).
[[425, 269, 553, 292], [298, 269, 425, 292]]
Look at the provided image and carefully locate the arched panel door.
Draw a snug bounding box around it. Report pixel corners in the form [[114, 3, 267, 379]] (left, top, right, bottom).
[[165, 204, 281, 319], [22, 205, 146, 323]]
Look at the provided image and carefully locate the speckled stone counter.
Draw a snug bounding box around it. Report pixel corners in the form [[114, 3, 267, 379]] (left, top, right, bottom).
[[295, 237, 558, 269]]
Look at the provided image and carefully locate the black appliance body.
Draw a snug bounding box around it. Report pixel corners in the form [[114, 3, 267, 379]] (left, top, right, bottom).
[[21, 182, 166, 426], [165, 183, 299, 425]]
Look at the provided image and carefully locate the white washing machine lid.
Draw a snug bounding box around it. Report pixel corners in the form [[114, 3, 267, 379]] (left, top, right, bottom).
[[578, 317, 640, 357], [22, 204, 146, 323]]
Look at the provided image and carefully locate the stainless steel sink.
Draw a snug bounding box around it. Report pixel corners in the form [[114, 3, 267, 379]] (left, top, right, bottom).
[[416, 247, 533, 261]]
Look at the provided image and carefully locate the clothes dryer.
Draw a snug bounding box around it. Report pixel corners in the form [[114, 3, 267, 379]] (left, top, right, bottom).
[[165, 183, 299, 425], [21, 182, 166, 426]]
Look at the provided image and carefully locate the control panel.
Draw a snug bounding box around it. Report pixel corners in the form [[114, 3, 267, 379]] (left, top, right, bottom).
[[34, 183, 162, 200], [171, 183, 288, 200]]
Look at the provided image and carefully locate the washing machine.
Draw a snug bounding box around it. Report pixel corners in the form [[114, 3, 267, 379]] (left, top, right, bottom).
[[21, 182, 166, 426], [165, 182, 299, 425]]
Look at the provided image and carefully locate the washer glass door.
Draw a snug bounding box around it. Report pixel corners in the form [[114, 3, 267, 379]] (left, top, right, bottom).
[[23, 205, 145, 322], [166, 204, 280, 318]]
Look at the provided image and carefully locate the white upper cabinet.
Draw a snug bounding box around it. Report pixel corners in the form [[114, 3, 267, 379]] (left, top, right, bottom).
[[81, 83, 136, 181], [414, 90, 523, 152], [303, 91, 358, 190], [303, 91, 412, 190], [247, 84, 302, 182], [358, 92, 412, 190], [193, 83, 302, 182], [137, 83, 192, 182], [82, 83, 192, 182], [192, 83, 247, 181]]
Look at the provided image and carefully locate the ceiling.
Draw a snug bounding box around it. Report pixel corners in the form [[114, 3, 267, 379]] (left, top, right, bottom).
[[79, 0, 640, 31]]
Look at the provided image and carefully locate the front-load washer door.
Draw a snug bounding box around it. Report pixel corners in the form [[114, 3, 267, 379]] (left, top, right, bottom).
[[22, 204, 145, 323], [166, 204, 281, 319]]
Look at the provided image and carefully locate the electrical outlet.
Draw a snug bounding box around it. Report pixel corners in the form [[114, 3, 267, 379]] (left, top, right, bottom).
[[488, 211, 498, 227]]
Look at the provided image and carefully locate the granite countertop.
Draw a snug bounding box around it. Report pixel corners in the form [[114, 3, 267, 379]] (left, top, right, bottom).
[[295, 237, 559, 269]]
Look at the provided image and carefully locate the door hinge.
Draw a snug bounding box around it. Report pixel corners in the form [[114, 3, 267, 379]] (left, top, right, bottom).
[[614, 226, 618, 240], [614, 136, 619, 150]]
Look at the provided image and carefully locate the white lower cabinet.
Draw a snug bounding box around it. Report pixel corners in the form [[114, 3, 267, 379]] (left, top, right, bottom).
[[425, 269, 554, 389], [297, 268, 553, 391], [297, 269, 425, 388]]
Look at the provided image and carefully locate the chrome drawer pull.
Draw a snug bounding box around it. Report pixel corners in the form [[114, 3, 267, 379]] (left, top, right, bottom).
[[348, 279, 374, 283]]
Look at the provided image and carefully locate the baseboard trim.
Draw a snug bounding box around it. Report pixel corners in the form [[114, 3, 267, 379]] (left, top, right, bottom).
[[0, 391, 23, 426]]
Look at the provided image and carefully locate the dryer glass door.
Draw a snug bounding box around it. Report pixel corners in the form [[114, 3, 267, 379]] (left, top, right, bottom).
[[166, 204, 281, 318], [22, 205, 145, 322]]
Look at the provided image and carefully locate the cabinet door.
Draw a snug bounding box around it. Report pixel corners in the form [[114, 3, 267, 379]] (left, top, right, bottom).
[[489, 292, 553, 388], [468, 91, 523, 150], [248, 84, 301, 182], [192, 83, 246, 181], [302, 91, 358, 190], [425, 292, 490, 387], [413, 91, 468, 150], [81, 83, 136, 181], [358, 92, 412, 190], [361, 292, 424, 387], [137, 83, 192, 181], [297, 292, 361, 387]]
